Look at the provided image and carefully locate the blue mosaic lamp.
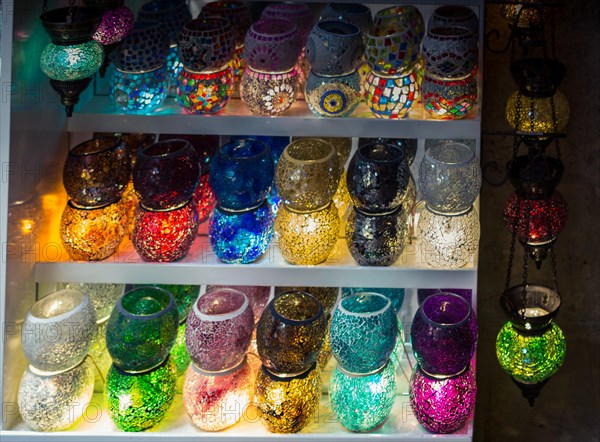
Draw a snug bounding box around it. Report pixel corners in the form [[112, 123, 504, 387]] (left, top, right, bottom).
[[40, 6, 104, 116]]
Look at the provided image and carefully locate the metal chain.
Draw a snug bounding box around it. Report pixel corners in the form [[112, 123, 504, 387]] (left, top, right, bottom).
[[42, 0, 48, 15], [549, 246, 560, 294], [550, 94, 562, 160], [504, 204, 521, 294], [520, 197, 532, 318]]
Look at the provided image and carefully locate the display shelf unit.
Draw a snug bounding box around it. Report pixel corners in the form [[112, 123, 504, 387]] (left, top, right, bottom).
[[0, 0, 484, 440]]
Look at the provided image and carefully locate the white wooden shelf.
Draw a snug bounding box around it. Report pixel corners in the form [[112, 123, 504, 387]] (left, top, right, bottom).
[[68, 96, 481, 140]]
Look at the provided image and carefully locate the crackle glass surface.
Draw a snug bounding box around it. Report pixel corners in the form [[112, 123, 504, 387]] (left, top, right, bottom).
[[185, 288, 254, 373], [56, 282, 125, 322], [257, 291, 326, 377], [106, 286, 178, 373], [18, 359, 95, 432], [41, 41, 104, 81], [496, 321, 566, 384], [409, 364, 477, 434], [254, 364, 322, 433], [105, 358, 177, 432], [329, 362, 396, 432], [410, 292, 477, 376], [183, 359, 254, 431], [417, 207, 480, 268], [419, 141, 481, 215], [330, 293, 397, 374], [21, 289, 96, 373]]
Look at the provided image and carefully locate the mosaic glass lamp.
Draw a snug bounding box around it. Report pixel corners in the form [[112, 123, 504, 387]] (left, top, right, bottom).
[[106, 286, 179, 373], [92, 0, 134, 46], [56, 282, 125, 323]]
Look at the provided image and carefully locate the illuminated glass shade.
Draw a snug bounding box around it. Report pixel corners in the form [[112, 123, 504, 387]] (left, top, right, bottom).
[[183, 359, 254, 431], [185, 288, 254, 373], [193, 173, 217, 223], [105, 358, 177, 432], [496, 321, 566, 384], [275, 203, 340, 265], [209, 202, 274, 264], [419, 141, 481, 215], [500, 0, 543, 27], [60, 199, 126, 262], [409, 364, 476, 434], [21, 290, 96, 373], [364, 69, 418, 119], [305, 69, 362, 117], [57, 282, 125, 322], [93, 6, 134, 45], [132, 200, 199, 262], [417, 206, 480, 268], [176, 66, 235, 115], [341, 287, 405, 314], [422, 73, 477, 120], [410, 292, 477, 377], [18, 359, 95, 432], [274, 286, 339, 316], [503, 191, 568, 245], [330, 293, 397, 374], [240, 67, 299, 116], [257, 291, 326, 377], [106, 286, 179, 373], [109, 66, 168, 114], [63, 135, 131, 207], [40, 40, 104, 81], [329, 362, 396, 432], [346, 205, 408, 266], [276, 138, 340, 212], [255, 364, 322, 433], [505, 89, 570, 135]]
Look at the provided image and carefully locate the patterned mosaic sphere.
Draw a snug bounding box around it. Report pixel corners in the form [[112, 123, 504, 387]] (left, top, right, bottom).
[[240, 67, 299, 116], [110, 66, 168, 114], [176, 66, 235, 115], [41, 41, 104, 81], [305, 69, 361, 117], [364, 69, 419, 119], [111, 21, 169, 73]]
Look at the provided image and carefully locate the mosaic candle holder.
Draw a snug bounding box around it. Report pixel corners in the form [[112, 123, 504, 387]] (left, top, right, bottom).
[[319, 3, 373, 39], [410, 363, 477, 434], [209, 201, 274, 264], [365, 11, 421, 75], [422, 73, 477, 120], [276, 138, 340, 212], [347, 141, 410, 214], [373, 5, 425, 45], [305, 69, 362, 117], [133, 139, 200, 211], [63, 135, 131, 207], [419, 141, 482, 215], [40, 40, 104, 81], [274, 286, 339, 317], [178, 17, 236, 73], [428, 6, 479, 37], [275, 203, 340, 265], [240, 67, 299, 115], [261, 3, 314, 45], [244, 18, 302, 73], [183, 358, 254, 431], [257, 291, 326, 377], [208, 285, 272, 323], [255, 364, 322, 433], [105, 358, 177, 432], [410, 292, 478, 377], [132, 199, 199, 262], [200, 0, 252, 47], [109, 65, 168, 114], [18, 359, 95, 432], [60, 199, 126, 261], [106, 286, 179, 373], [93, 5, 134, 46], [137, 0, 192, 45], [209, 138, 274, 211], [21, 289, 96, 373], [341, 287, 405, 314], [497, 284, 566, 384], [417, 206, 480, 268], [305, 21, 363, 76], [422, 27, 478, 78], [110, 21, 169, 73], [185, 288, 254, 372], [56, 282, 126, 322], [346, 205, 408, 266], [330, 293, 398, 374], [329, 362, 396, 432], [364, 69, 419, 119], [175, 65, 235, 114]]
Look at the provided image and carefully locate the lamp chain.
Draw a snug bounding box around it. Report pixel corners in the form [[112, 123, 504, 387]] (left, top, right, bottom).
[[42, 0, 48, 15], [504, 208, 520, 294], [550, 246, 560, 294]]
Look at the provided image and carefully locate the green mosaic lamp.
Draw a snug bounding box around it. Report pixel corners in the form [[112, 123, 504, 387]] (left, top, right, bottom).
[[40, 5, 104, 116], [496, 284, 566, 405]]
